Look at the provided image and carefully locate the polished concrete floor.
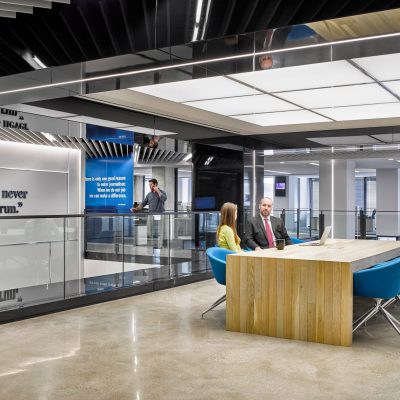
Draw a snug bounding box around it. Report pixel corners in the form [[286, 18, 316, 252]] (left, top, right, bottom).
[[1, 280, 400, 400]]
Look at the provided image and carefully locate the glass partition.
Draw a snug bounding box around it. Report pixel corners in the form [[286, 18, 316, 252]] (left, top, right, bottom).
[[0, 217, 66, 309], [1, 210, 398, 314]]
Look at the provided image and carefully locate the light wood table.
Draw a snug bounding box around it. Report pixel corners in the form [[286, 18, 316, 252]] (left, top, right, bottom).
[[226, 239, 400, 346]]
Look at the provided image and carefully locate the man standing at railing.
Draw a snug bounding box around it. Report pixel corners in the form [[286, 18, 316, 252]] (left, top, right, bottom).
[[131, 178, 167, 214], [245, 197, 292, 251], [131, 178, 167, 250]]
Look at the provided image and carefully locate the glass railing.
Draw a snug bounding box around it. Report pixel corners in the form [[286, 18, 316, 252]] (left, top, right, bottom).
[[1, 209, 397, 313], [0, 212, 221, 312]]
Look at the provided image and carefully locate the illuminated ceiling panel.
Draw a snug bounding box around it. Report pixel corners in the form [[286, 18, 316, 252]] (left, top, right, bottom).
[[130, 76, 260, 102], [232, 110, 329, 126], [229, 61, 373, 93], [381, 81, 400, 97], [184, 94, 299, 115], [353, 53, 400, 81], [316, 103, 400, 121], [277, 84, 397, 109]]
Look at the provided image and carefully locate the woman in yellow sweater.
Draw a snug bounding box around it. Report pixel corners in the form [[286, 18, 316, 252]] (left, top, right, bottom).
[[217, 202, 242, 252]]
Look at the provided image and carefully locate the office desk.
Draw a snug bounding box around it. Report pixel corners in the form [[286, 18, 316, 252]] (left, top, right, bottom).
[[226, 239, 400, 346]]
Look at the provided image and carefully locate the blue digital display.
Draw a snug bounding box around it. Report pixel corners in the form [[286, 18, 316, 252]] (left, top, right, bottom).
[[194, 196, 216, 210], [85, 156, 133, 213]]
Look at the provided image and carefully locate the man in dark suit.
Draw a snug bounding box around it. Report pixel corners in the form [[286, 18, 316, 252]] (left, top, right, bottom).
[[245, 197, 292, 251]]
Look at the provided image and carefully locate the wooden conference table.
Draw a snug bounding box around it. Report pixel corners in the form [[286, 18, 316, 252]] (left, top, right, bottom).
[[226, 239, 400, 346]]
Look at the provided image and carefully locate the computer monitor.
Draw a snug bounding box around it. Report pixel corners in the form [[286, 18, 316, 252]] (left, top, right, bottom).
[[194, 196, 216, 210]]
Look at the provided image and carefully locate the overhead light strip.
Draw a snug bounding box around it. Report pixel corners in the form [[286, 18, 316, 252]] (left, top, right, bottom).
[[2, 31, 400, 96]]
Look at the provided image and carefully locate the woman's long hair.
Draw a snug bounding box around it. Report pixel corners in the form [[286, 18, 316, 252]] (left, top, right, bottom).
[[217, 202, 239, 244]]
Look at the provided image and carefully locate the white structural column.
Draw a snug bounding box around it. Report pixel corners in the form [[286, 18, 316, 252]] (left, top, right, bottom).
[[319, 159, 355, 238], [376, 168, 400, 238]]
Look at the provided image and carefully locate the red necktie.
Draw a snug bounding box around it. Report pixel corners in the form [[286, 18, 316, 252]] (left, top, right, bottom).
[[264, 218, 274, 248]]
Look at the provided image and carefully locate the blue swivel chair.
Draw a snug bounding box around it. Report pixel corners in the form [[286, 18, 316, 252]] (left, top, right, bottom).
[[290, 237, 304, 244], [202, 247, 235, 318], [353, 257, 400, 335]]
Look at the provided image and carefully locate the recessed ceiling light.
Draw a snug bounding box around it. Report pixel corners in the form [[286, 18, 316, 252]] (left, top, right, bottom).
[[280, 161, 285, 164], [264, 169, 291, 175], [309, 162, 319, 166], [355, 170, 360, 173], [277, 84, 396, 109], [131, 76, 260, 102], [184, 94, 298, 115], [230, 60, 372, 93], [353, 53, 400, 81], [232, 110, 329, 126], [388, 158, 394, 160], [316, 103, 400, 121]]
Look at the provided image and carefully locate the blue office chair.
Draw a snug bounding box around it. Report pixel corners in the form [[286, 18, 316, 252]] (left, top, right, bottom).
[[290, 237, 304, 244], [202, 247, 235, 318], [353, 257, 400, 335]]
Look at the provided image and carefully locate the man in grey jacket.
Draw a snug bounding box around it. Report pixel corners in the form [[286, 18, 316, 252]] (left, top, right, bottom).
[[131, 178, 167, 249], [131, 178, 167, 213]]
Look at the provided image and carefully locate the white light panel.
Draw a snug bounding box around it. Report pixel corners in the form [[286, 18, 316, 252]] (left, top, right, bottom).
[[229, 60, 373, 93], [276, 84, 397, 109], [63, 116, 130, 128], [317, 103, 400, 121], [231, 110, 329, 126], [381, 81, 400, 97], [353, 53, 400, 81], [184, 94, 299, 115], [130, 76, 260, 102]]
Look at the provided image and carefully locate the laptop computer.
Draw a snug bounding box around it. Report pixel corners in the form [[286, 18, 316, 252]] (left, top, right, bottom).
[[299, 226, 332, 246]]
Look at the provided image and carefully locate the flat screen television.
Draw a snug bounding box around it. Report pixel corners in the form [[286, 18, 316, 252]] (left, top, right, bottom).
[[194, 196, 216, 210], [275, 176, 287, 197]]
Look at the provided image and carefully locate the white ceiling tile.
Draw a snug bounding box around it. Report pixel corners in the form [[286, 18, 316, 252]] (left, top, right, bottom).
[[276, 84, 397, 109], [129, 76, 260, 102], [381, 81, 400, 97], [353, 53, 400, 81], [316, 103, 400, 121], [184, 94, 299, 115], [231, 110, 329, 126], [229, 60, 373, 93]]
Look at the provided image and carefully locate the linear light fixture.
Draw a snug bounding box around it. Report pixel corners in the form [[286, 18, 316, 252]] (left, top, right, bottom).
[[32, 55, 47, 69], [192, 0, 204, 42], [264, 169, 291, 174], [3, 31, 400, 96]]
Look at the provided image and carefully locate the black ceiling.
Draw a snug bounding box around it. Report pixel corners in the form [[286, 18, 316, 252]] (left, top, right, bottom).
[[1, 0, 400, 77]]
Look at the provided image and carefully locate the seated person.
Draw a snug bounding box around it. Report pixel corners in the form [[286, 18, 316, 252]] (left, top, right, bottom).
[[217, 202, 242, 252], [245, 197, 291, 250]]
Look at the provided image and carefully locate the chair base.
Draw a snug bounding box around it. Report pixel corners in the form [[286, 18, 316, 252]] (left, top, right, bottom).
[[383, 295, 400, 309], [201, 294, 226, 319], [353, 298, 400, 335]]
